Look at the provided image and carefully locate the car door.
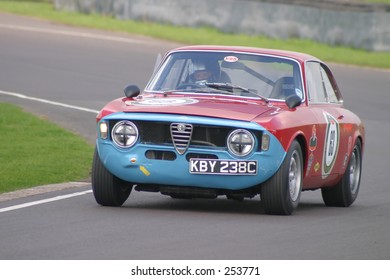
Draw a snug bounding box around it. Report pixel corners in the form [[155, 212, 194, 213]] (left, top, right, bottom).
[[305, 61, 349, 185], [319, 63, 357, 179]]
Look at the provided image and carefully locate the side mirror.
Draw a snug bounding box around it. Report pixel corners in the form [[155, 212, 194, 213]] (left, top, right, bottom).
[[285, 94, 302, 109], [124, 84, 140, 98]]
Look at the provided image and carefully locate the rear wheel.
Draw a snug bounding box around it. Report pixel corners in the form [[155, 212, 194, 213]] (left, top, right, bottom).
[[260, 140, 303, 215], [92, 148, 132, 206], [322, 139, 362, 207]]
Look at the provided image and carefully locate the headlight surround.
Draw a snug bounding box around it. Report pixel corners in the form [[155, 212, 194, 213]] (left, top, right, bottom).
[[111, 121, 138, 148], [227, 129, 255, 157]]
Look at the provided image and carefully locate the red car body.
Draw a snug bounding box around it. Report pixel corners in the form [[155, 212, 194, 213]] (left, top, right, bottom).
[[93, 45, 365, 215]]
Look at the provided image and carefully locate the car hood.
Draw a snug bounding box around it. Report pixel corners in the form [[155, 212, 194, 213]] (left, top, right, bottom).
[[116, 94, 276, 122]]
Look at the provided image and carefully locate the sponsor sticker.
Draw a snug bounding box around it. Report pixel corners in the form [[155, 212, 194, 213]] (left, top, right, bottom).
[[126, 97, 198, 107], [309, 125, 317, 152], [314, 162, 320, 172], [306, 125, 317, 176], [224, 56, 239, 62]]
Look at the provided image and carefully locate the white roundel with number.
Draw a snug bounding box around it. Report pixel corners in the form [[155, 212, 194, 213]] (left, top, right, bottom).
[[322, 111, 340, 179]]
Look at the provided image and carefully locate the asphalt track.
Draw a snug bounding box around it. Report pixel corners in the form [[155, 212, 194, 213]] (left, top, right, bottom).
[[1, 13, 390, 260]]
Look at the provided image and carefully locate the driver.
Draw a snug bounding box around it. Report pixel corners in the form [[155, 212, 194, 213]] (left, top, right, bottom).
[[189, 59, 220, 85]]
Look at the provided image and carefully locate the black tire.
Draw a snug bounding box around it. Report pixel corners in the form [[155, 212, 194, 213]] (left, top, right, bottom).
[[91, 148, 132, 206], [260, 140, 303, 215], [321, 139, 362, 207]]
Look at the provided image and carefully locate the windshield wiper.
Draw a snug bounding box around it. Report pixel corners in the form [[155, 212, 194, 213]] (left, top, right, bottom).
[[205, 83, 269, 102]]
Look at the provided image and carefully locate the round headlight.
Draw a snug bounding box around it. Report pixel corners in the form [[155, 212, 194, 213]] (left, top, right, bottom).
[[227, 129, 255, 157], [111, 121, 138, 148]]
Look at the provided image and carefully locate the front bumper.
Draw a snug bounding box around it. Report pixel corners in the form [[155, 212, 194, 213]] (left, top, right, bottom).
[[96, 113, 286, 190]]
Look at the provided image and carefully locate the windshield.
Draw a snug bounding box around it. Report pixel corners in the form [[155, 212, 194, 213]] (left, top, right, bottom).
[[146, 51, 304, 101]]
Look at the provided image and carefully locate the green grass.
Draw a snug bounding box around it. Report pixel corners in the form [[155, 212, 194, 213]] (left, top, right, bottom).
[[0, 1, 390, 69], [0, 103, 93, 193]]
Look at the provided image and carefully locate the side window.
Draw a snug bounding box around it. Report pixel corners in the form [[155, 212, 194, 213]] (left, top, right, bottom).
[[306, 62, 327, 103], [148, 56, 186, 90], [320, 65, 340, 103], [162, 59, 187, 89]]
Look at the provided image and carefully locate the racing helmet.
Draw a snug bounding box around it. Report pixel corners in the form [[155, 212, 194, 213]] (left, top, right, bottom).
[[189, 58, 220, 84]]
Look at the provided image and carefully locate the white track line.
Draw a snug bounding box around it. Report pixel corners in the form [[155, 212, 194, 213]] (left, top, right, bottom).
[[0, 23, 151, 45], [0, 190, 93, 213], [0, 90, 99, 114]]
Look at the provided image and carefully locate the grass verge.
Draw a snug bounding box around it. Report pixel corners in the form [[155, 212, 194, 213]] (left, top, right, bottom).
[[0, 103, 93, 194], [0, 1, 390, 69]]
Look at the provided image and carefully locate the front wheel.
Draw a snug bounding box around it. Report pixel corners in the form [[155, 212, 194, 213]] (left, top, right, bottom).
[[260, 140, 303, 215], [321, 139, 362, 207], [91, 148, 132, 206]]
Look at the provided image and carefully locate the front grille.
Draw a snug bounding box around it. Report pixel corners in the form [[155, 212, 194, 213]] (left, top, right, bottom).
[[170, 123, 193, 155], [109, 120, 262, 152], [186, 153, 218, 161], [145, 150, 177, 161]]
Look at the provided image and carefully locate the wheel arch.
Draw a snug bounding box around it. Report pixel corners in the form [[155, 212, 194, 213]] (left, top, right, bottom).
[[356, 135, 364, 155], [285, 133, 307, 175]]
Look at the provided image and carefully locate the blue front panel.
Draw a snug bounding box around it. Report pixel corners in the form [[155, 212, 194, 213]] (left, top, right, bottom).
[[97, 113, 286, 190]]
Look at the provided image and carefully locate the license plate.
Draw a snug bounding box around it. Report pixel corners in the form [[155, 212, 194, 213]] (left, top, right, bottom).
[[189, 159, 257, 175]]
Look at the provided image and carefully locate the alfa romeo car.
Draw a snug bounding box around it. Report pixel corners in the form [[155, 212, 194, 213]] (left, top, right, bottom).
[[92, 45, 365, 215]]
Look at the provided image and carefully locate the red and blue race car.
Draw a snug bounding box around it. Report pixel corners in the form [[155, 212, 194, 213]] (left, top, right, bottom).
[[92, 45, 365, 215]]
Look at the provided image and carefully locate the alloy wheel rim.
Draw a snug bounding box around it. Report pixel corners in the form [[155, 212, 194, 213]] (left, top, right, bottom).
[[349, 147, 361, 195], [289, 150, 302, 202]]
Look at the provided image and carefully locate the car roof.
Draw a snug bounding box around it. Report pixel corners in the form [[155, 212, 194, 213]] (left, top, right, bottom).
[[170, 45, 321, 64]]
